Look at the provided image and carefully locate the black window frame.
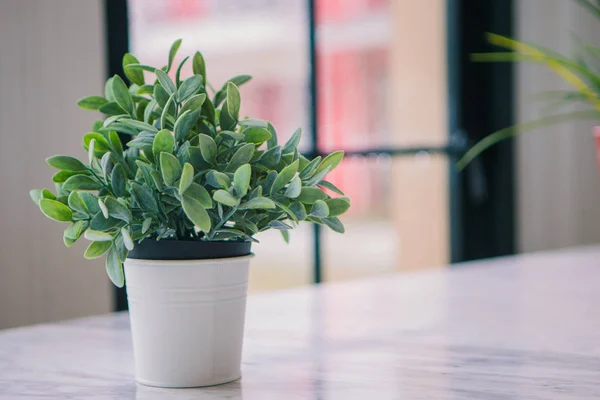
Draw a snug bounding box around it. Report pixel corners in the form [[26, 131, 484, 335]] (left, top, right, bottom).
[[106, 0, 515, 311]]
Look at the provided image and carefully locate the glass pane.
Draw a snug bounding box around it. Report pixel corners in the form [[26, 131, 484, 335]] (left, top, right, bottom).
[[128, 0, 312, 291], [323, 153, 449, 281], [316, 0, 449, 152]]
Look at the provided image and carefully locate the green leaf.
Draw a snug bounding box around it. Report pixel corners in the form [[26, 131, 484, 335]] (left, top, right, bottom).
[[233, 164, 251, 197], [90, 213, 123, 231], [77, 96, 108, 110], [290, 202, 307, 220], [319, 180, 345, 195], [323, 216, 345, 233], [106, 246, 125, 287], [153, 84, 170, 109], [202, 97, 216, 124], [99, 102, 128, 116], [262, 170, 278, 193], [64, 220, 87, 247], [457, 109, 600, 170], [284, 176, 302, 198], [238, 118, 268, 128], [111, 163, 127, 197], [198, 134, 217, 164], [142, 217, 152, 234], [174, 109, 200, 142], [112, 118, 157, 133], [143, 98, 157, 124], [226, 82, 241, 121], [238, 197, 276, 210], [219, 131, 245, 142], [226, 143, 255, 171], [219, 101, 237, 131], [192, 51, 207, 81], [121, 227, 134, 251], [325, 197, 350, 217], [310, 200, 329, 218], [282, 128, 302, 154], [29, 189, 43, 205], [271, 160, 299, 195], [122, 53, 144, 85], [63, 175, 103, 191], [123, 63, 157, 73], [259, 146, 282, 168], [111, 75, 134, 116], [160, 152, 182, 187], [84, 230, 113, 241], [104, 79, 117, 106], [153, 129, 175, 157], [178, 75, 203, 102], [100, 152, 112, 180], [150, 170, 164, 191], [206, 170, 231, 189], [304, 166, 331, 187], [180, 93, 207, 115], [186, 182, 213, 208], [243, 127, 272, 145], [280, 229, 290, 244], [266, 122, 278, 149], [88, 139, 96, 164], [213, 190, 239, 207], [41, 188, 56, 200], [53, 170, 83, 183], [167, 38, 182, 73], [79, 192, 100, 214], [46, 155, 87, 171], [29, 189, 44, 205], [131, 182, 158, 212], [188, 147, 211, 170], [269, 220, 293, 230], [300, 156, 322, 180], [98, 198, 109, 218], [104, 197, 131, 222], [137, 84, 154, 95], [182, 195, 211, 232], [175, 55, 190, 86], [179, 162, 194, 195], [84, 132, 111, 154], [155, 69, 176, 95], [84, 241, 112, 259], [297, 187, 327, 204], [316, 151, 344, 175]]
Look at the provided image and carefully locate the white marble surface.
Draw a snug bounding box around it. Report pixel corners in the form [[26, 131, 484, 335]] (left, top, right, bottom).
[[1, 246, 600, 399]]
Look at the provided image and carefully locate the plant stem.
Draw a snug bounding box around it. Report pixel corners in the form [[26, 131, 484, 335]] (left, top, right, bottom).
[[87, 167, 116, 197], [208, 206, 237, 240]]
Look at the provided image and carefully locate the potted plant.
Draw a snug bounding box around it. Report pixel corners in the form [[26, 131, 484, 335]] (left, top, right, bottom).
[[29, 39, 350, 388], [457, 0, 600, 169]]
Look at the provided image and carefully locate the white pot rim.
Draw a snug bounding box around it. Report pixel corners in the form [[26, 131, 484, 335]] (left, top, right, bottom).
[[125, 253, 255, 267]]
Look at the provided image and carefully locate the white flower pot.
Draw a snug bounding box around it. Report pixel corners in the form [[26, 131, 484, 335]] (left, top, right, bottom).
[[124, 252, 253, 388]]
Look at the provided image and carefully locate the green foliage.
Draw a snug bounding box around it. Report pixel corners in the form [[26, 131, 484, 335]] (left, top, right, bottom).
[[31, 39, 351, 287], [458, 1, 600, 168]]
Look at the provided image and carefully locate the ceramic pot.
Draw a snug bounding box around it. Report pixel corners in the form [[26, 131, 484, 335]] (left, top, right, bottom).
[[124, 240, 252, 388]]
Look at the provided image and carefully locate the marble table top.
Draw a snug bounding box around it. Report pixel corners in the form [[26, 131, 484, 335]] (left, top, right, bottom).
[[1, 246, 600, 399]]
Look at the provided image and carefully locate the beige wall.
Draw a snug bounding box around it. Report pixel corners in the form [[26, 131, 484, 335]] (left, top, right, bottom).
[[0, 0, 112, 329], [390, 0, 449, 270], [516, 0, 600, 252]]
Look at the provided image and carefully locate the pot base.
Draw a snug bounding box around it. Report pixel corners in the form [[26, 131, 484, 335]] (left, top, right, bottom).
[[136, 373, 241, 389]]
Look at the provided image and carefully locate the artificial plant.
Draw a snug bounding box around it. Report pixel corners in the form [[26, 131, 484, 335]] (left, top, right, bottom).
[[30, 39, 350, 287]]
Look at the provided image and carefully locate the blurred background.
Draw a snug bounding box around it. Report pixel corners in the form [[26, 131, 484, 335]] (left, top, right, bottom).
[[1, 0, 599, 329]]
